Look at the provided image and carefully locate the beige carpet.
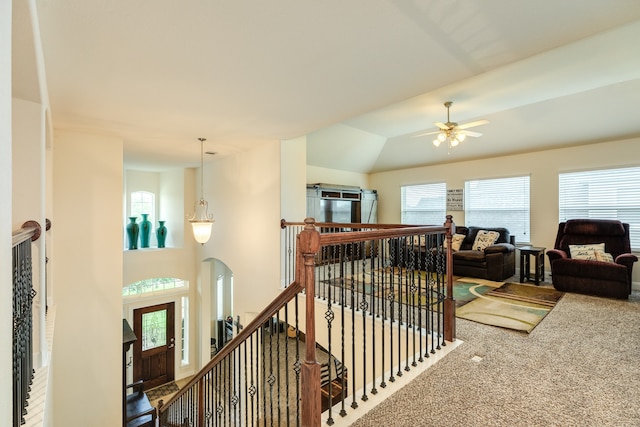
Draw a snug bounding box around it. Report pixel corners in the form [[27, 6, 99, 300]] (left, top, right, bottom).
[[146, 381, 179, 402], [351, 288, 640, 427]]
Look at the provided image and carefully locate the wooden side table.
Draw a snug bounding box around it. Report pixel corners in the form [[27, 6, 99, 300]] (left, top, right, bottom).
[[519, 246, 546, 285]]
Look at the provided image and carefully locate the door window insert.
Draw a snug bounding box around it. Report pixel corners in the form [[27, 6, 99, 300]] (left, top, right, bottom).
[[141, 309, 167, 351]]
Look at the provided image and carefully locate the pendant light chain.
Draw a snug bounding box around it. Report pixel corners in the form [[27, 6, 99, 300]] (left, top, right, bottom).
[[198, 137, 206, 199]]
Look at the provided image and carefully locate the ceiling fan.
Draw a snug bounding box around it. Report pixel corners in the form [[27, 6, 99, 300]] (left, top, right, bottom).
[[413, 101, 488, 149]]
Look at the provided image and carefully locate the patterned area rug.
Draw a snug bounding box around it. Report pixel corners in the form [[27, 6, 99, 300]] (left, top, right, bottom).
[[146, 381, 179, 401], [456, 283, 564, 333], [452, 277, 503, 307], [320, 269, 503, 308]]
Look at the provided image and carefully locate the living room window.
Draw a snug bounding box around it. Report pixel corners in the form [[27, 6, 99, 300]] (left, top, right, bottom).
[[464, 175, 530, 243], [559, 166, 640, 249], [401, 182, 446, 225]]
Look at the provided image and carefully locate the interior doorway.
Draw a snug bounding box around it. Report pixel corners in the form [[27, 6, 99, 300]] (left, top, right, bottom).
[[133, 302, 175, 390]]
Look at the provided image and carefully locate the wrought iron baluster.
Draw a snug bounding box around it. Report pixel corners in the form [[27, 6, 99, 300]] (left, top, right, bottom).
[[370, 238, 378, 396], [359, 241, 369, 403], [396, 243, 404, 379], [387, 239, 395, 384]]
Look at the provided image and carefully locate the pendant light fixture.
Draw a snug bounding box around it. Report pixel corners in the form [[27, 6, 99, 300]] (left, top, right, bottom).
[[188, 137, 215, 244]]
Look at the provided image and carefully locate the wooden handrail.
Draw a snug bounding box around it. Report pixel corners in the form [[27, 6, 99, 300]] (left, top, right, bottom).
[[317, 225, 449, 245], [281, 219, 441, 230], [160, 217, 455, 427], [158, 279, 305, 412], [12, 220, 42, 247]]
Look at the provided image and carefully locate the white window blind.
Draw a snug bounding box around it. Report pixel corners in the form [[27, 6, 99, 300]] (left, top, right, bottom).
[[401, 183, 446, 225], [464, 176, 530, 243], [559, 167, 640, 249]]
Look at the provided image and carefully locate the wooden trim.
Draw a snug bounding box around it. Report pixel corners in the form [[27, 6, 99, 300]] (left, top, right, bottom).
[[444, 215, 456, 342], [12, 224, 39, 247], [158, 280, 305, 412]]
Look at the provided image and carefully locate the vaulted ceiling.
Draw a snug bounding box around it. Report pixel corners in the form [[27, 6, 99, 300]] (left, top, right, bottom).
[[29, 0, 640, 173]]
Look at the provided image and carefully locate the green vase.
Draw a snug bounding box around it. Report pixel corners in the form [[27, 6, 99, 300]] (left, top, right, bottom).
[[156, 221, 167, 248], [126, 217, 139, 250], [140, 214, 151, 248]]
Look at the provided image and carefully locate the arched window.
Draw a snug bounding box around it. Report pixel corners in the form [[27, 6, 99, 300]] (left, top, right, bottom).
[[130, 190, 155, 224], [122, 277, 186, 297]]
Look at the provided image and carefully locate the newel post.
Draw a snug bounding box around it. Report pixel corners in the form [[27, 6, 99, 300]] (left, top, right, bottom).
[[298, 218, 322, 427], [444, 215, 456, 342]]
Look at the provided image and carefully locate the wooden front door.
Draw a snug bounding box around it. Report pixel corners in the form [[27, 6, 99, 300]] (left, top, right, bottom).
[[133, 302, 175, 391]]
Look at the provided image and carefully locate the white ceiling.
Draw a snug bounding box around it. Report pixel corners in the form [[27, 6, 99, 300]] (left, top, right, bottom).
[[29, 0, 640, 173]]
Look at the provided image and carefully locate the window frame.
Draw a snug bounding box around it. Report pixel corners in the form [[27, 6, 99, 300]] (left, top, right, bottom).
[[130, 190, 155, 224], [400, 182, 447, 226], [464, 175, 531, 244], [559, 166, 640, 250]]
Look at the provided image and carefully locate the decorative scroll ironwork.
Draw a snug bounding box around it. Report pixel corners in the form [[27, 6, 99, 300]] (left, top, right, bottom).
[[159, 219, 453, 427], [12, 223, 40, 427]]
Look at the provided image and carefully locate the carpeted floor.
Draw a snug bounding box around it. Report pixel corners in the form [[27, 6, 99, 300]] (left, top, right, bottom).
[[350, 281, 640, 427], [146, 381, 179, 402]]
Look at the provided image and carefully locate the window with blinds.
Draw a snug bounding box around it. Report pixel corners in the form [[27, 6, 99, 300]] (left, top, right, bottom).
[[464, 176, 530, 243], [559, 166, 640, 249], [401, 182, 446, 225]]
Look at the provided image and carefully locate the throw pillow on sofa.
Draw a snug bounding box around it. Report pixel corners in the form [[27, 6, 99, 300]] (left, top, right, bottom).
[[443, 233, 466, 252], [568, 243, 605, 260], [472, 230, 500, 252]]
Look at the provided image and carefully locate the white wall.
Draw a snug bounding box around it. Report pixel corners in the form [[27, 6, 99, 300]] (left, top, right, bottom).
[[123, 168, 199, 378], [307, 165, 370, 190], [12, 98, 46, 365], [201, 140, 283, 325], [51, 131, 123, 426], [123, 169, 194, 283], [0, 1, 12, 424], [370, 138, 640, 282], [281, 137, 308, 287], [160, 168, 186, 248]]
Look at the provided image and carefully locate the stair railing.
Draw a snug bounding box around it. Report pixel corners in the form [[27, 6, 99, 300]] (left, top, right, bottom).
[[12, 221, 43, 427], [158, 216, 455, 427]]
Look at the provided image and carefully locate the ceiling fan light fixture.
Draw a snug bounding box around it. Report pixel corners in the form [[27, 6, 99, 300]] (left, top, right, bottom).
[[421, 101, 487, 152]]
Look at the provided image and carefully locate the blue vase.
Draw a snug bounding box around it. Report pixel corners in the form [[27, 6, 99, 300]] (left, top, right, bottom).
[[156, 221, 167, 248], [140, 214, 151, 248], [126, 217, 139, 250]]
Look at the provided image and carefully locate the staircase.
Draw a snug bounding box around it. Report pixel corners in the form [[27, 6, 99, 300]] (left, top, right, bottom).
[[157, 217, 457, 426]]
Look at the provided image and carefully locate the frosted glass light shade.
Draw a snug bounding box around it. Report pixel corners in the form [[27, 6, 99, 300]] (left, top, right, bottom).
[[188, 198, 214, 244], [191, 221, 213, 244], [433, 139, 441, 147]]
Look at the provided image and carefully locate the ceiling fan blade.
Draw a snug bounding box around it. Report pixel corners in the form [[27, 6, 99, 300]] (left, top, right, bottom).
[[412, 130, 441, 138], [457, 119, 489, 130], [433, 122, 450, 130], [458, 130, 482, 137]]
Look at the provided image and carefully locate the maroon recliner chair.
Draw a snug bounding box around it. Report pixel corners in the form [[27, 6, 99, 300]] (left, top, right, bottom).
[[547, 219, 637, 299]]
